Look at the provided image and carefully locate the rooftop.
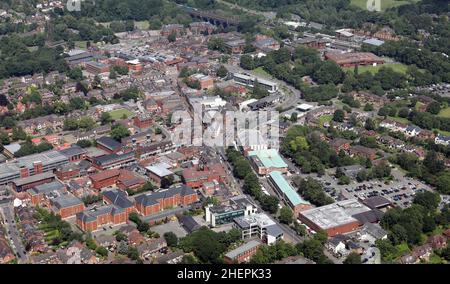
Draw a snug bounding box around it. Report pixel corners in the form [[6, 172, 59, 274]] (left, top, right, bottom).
[[248, 149, 287, 169], [300, 199, 371, 230], [225, 240, 261, 260], [268, 171, 309, 206]]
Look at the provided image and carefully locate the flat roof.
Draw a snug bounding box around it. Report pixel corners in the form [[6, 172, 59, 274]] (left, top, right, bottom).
[[300, 199, 371, 230], [268, 171, 309, 206], [12, 172, 55, 186], [248, 149, 287, 169], [145, 164, 173, 177]]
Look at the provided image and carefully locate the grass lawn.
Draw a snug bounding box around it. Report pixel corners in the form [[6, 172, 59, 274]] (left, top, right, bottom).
[[318, 115, 333, 128], [438, 107, 450, 118], [345, 63, 409, 75], [252, 67, 271, 78], [351, 0, 419, 11], [135, 21, 149, 30], [387, 116, 409, 124], [75, 41, 88, 49], [434, 129, 450, 137], [109, 109, 134, 120]]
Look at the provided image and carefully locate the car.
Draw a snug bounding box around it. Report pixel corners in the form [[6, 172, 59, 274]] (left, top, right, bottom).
[[103, 227, 107, 231]]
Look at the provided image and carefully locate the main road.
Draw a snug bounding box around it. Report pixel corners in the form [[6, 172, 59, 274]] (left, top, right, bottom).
[[0, 202, 29, 263]]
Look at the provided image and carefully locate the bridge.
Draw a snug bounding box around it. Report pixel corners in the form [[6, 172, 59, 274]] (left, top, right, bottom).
[[179, 5, 241, 28]]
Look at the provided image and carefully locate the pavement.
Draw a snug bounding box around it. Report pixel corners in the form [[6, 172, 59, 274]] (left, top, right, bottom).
[[0, 203, 28, 263]]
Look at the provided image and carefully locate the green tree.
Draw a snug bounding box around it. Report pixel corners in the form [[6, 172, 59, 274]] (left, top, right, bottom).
[[95, 246, 109, 257], [168, 32, 177, 42], [76, 139, 92, 148], [279, 206, 294, 224], [216, 65, 228, 78], [333, 109, 345, 122], [164, 232, 178, 247], [110, 124, 130, 141], [343, 252, 362, 264]]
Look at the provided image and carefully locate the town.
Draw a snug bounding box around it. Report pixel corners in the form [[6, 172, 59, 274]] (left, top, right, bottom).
[[0, 0, 450, 265]]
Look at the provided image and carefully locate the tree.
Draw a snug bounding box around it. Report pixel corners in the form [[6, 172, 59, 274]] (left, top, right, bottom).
[[78, 117, 96, 130], [278, 206, 293, 224], [164, 232, 178, 247], [398, 107, 410, 118], [100, 112, 112, 125], [290, 112, 298, 123], [343, 252, 362, 264], [338, 175, 350, 185], [260, 195, 279, 214], [167, 32, 176, 42], [363, 103, 374, 111], [333, 109, 345, 122], [312, 61, 344, 85], [413, 191, 441, 211], [76, 139, 92, 148], [96, 246, 109, 257], [240, 54, 255, 70], [426, 101, 441, 115], [216, 65, 228, 78], [110, 124, 130, 141]]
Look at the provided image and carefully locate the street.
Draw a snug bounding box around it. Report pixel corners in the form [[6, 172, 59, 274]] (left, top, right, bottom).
[[0, 203, 28, 263]]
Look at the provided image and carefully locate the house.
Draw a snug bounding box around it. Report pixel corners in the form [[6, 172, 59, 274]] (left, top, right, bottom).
[[405, 125, 422, 137], [178, 215, 201, 234], [435, 134, 450, 146], [349, 145, 377, 160], [326, 234, 350, 257], [329, 138, 352, 154], [95, 235, 117, 251], [137, 238, 168, 261], [128, 230, 146, 246], [155, 250, 185, 264], [427, 235, 447, 250], [357, 223, 387, 245]]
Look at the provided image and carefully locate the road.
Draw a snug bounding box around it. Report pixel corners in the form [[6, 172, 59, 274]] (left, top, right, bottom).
[[0, 203, 28, 263]]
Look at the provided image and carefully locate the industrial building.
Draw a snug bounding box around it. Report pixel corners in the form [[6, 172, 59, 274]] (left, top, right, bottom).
[[298, 199, 380, 237]]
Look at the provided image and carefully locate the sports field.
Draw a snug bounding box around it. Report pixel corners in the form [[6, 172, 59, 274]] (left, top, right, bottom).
[[109, 109, 134, 120]]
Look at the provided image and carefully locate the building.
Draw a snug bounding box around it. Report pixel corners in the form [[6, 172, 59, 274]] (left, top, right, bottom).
[[178, 215, 201, 234], [349, 145, 377, 161], [85, 61, 110, 75], [205, 195, 257, 227], [0, 150, 69, 186], [134, 185, 198, 216], [76, 205, 128, 232], [103, 189, 135, 219], [232, 73, 278, 94], [182, 163, 226, 189], [298, 199, 374, 237], [247, 149, 288, 175], [51, 194, 86, 219], [224, 240, 262, 264], [12, 172, 56, 192], [146, 163, 174, 187], [267, 171, 311, 216], [324, 52, 384, 67], [329, 138, 352, 154], [189, 74, 214, 90], [96, 136, 122, 154], [133, 115, 153, 130], [122, 130, 153, 147], [91, 152, 136, 170], [233, 213, 284, 245], [189, 22, 215, 35], [435, 134, 450, 146], [225, 39, 246, 54], [161, 24, 184, 36]]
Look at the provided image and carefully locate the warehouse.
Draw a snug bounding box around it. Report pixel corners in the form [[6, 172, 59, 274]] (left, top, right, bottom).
[[298, 199, 373, 237], [324, 52, 384, 67]]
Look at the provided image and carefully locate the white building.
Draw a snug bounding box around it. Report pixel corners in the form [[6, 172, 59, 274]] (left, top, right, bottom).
[[233, 213, 284, 245]]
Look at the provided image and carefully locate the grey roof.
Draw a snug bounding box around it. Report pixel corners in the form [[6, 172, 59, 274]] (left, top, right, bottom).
[[225, 240, 261, 260], [266, 224, 284, 238], [352, 209, 384, 224], [362, 196, 391, 209], [76, 205, 123, 223], [361, 223, 387, 239], [59, 145, 87, 158], [93, 152, 135, 166], [103, 189, 134, 209], [29, 180, 65, 195], [135, 185, 195, 207], [178, 215, 200, 233], [96, 136, 122, 151], [363, 38, 385, 46], [3, 143, 21, 154], [12, 172, 55, 187], [52, 194, 83, 209]]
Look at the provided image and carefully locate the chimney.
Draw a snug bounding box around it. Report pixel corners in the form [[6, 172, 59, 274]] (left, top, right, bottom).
[[20, 166, 29, 178], [33, 161, 43, 174]]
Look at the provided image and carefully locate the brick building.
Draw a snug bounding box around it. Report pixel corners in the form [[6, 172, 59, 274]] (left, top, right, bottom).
[[224, 240, 262, 264], [134, 185, 198, 216], [76, 205, 128, 232], [182, 163, 226, 189], [325, 52, 384, 67]]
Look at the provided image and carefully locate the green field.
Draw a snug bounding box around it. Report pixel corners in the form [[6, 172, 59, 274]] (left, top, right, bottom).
[[351, 0, 419, 11], [75, 41, 88, 49], [135, 21, 150, 30], [253, 67, 271, 78], [345, 63, 409, 75], [109, 109, 134, 120], [434, 129, 450, 137], [387, 116, 409, 124], [438, 107, 450, 118], [318, 115, 333, 128]]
